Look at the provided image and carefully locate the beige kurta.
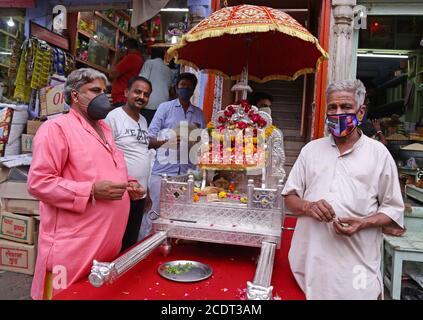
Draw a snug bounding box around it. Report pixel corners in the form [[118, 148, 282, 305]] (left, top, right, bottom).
[[282, 133, 404, 300]]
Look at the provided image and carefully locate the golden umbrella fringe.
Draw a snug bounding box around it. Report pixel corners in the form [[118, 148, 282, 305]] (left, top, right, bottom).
[[167, 23, 329, 63], [173, 53, 328, 83]]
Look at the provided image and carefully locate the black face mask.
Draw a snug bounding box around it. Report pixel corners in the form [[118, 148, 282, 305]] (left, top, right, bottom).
[[78, 92, 112, 120], [176, 87, 194, 100]]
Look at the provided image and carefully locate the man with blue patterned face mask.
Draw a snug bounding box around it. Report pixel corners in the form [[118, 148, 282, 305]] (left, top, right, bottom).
[[281, 79, 405, 300]]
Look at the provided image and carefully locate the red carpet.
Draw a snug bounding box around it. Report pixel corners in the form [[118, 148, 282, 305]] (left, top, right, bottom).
[[54, 217, 305, 300]]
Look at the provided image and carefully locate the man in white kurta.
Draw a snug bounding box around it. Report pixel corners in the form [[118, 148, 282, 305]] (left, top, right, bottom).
[[282, 80, 404, 300]]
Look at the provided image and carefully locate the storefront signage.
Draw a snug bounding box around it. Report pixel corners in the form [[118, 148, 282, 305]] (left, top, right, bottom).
[[40, 84, 65, 117]]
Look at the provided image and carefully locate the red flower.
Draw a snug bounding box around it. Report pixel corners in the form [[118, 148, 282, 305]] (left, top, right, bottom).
[[237, 121, 248, 130], [224, 110, 233, 118], [218, 116, 227, 123], [251, 114, 260, 123], [248, 110, 255, 117], [258, 119, 267, 128], [217, 125, 225, 131], [227, 105, 235, 114], [244, 104, 251, 113]]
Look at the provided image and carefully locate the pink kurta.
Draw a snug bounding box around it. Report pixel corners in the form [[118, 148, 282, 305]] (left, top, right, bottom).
[[27, 108, 131, 300]]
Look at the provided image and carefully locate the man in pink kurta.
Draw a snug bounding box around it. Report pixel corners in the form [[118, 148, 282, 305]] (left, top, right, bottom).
[[27, 68, 145, 300]]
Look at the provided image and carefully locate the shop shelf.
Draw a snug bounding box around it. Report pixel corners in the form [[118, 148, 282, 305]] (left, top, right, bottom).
[[377, 74, 408, 90], [75, 58, 109, 74], [95, 11, 131, 37], [371, 99, 405, 118], [77, 30, 116, 52]]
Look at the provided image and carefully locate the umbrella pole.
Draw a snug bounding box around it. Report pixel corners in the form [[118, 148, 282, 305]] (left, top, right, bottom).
[[231, 38, 253, 101], [231, 66, 252, 101], [241, 65, 249, 100]]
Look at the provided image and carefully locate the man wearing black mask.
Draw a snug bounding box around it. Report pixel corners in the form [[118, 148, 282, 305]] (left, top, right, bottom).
[[27, 68, 145, 299], [141, 72, 205, 239]]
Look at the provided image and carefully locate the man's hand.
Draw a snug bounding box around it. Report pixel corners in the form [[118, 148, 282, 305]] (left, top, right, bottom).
[[127, 181, 146, 201], [383, 224, 407, 236], [303, 200, 336, 222], [93, 181, 128, 200], [333, 217, 364, 236]]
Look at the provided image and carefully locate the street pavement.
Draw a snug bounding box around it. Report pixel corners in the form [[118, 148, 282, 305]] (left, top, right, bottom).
[[0, 271, 32, 300]]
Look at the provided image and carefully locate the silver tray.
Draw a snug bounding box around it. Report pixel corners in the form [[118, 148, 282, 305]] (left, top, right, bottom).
[[157, 260, 213, 282]]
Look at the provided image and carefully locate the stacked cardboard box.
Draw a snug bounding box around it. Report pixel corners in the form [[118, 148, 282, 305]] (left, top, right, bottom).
[[0, 160, 39, 275], [0, 174, 39, 215], [0, 239, 37, 275], [0, 212, 37, 275], [26, 120, 44, 135]]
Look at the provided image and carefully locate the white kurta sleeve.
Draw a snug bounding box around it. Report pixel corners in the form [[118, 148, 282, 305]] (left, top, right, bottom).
[[282, 150, 307, 198], [377, 154, 404, 228]]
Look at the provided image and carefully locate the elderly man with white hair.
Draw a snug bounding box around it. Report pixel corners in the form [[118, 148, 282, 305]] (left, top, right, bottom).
[[27, 68, 145, 300], [282, 79, 405, 300]]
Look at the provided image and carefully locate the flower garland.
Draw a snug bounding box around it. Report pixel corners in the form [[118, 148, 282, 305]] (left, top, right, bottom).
[[207, 100, 277, 139], [216, 100, 268, 131]]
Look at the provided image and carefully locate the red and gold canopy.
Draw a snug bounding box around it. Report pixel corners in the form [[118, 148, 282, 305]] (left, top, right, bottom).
[[167, 4, 329, 83]]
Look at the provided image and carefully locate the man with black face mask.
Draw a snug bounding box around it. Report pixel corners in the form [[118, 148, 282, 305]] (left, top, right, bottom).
[[141, 72, 205, 239], [27, 68, 145, 300], [281, 79, 405, 300]]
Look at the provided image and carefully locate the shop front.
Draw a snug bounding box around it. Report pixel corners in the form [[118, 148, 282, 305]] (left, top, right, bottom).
[[0, 0, 334, 301], [351, 2, 423, 202]]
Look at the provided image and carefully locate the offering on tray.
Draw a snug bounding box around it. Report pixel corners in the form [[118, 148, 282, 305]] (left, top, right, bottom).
[[165, 262, 193, 275], [158, 260, 213, 282]]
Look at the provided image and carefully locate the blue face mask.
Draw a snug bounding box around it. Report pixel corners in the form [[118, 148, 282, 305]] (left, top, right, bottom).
[[176, 87, 194, 100], [326, 113, 358, 137], [326, 108, 363, 138]]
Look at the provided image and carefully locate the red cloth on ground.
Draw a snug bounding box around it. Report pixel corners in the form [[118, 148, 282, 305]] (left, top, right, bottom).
[[111, 52, 144, 104], [54, 217, 304, 300]]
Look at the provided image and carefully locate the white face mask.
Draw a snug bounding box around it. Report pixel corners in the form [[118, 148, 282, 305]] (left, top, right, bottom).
[[259, 107, 271, 117]]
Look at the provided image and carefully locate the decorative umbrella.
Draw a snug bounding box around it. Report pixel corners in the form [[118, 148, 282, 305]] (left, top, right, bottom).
[[167, 4, 328, 84]]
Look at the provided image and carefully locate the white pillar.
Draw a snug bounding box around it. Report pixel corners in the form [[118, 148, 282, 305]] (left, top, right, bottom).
[[328, 0, 357, 83]]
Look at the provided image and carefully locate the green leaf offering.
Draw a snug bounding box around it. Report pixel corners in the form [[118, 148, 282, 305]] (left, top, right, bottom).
[[165, 262, 193, 275]]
